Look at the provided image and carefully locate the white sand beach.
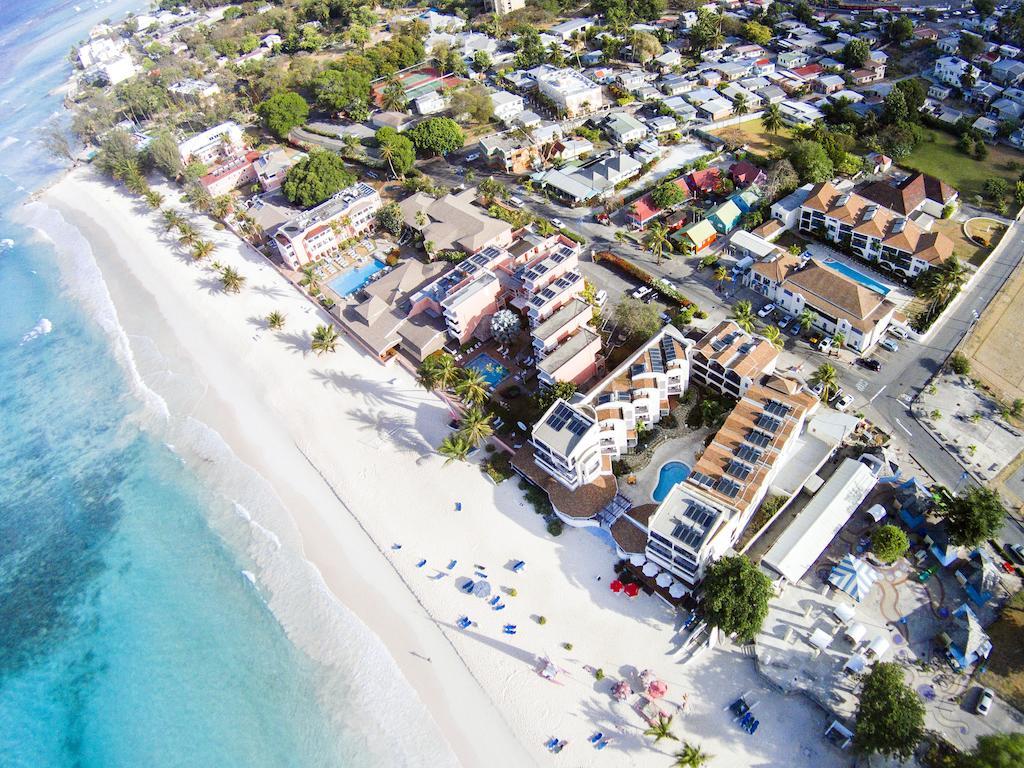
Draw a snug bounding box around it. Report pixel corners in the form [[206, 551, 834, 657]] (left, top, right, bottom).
[[32, 168, 844, 768]]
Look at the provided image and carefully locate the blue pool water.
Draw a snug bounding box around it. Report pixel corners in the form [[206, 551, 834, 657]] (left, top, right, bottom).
[[823, 259, 891, 296], [652, 461, 692, 502], [328, 259, 386, 296], [465, 353, 509, 388]]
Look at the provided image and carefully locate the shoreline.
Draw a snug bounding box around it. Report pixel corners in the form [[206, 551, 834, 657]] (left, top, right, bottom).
[[29, 167, 844, 768]]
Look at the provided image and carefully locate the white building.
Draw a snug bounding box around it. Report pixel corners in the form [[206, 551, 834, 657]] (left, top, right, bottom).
[[414, 90, 447, 115], [492, 0, 525, 14], [177, 121, 245, 165], [99, 54, 137, 85], [934, 56, 981, 87], [77, 37, 124, 68], [528, 65, 604, 117], [273, 183, 382, 269], [688, 321, 779, 400], [491, 90, 525, 124], [547, 17, 596, 42], [530, 400, 604, 491], [168, 79, 221, 101]]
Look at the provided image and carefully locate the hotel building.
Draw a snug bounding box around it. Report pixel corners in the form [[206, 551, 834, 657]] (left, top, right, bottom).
[[688, 321, 779, 399], [273, 183, 382, 269]]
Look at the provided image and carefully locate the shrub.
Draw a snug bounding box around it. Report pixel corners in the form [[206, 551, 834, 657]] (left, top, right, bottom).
[[871, 524, 910, 564], [563, 642, 573, 651], [594, 667, 604, 680], [546, 519, 563, 536], [950, 353, 971, 375], [508, 588, 518, 597]]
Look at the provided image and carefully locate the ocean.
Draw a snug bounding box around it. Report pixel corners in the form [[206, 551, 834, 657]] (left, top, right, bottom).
[[0, 3, 438, 767]]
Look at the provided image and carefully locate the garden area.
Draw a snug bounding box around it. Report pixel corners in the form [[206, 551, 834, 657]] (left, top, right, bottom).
[[901, 129, 1022, 204], [977, 589, 1024, 713], [710, 118, 795, 157]]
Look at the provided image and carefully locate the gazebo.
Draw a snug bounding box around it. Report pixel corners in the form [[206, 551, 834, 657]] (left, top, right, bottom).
[[828, 554, 880, 602]]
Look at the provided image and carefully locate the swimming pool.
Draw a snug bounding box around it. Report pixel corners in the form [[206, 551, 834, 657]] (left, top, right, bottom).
[[465, 353, 509, 388], [652, 461, 692, 503], [823, 259, 890, 296], [327, 259, 386, 296]]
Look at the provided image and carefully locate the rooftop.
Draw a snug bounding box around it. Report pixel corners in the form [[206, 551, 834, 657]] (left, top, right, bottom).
[[279, 182, 378, 238], [691, 320, 780, 381]]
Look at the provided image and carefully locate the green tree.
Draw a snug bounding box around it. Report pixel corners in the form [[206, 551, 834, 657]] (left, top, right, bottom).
[[916, 256, 968, 313], [458, 406, 494, 447], [701, 555, 772, 642], [944, 486, 1005, 547], [810, 363, 839, 402], [714, 265, 730, 291], [449, 84, 494, 125], [310, 324, 339, 355], [742, 21, 772, 46], [788, 140, 834, 184], [729, 300, 755, 333], [408, 117, 464, 157], [478, 176, 506, 203], [732, 92, 748, 117], [162, 209, 186, 233], [614, 296, 662, 340], [472, 50, 492, 72], [266, 311, 286, 330], [258, 91, 309, 140], [690, 8, 724, 54], [871, 524, 910, 564], [455, 368, 490, 407], [963, 732, 1024, 767], [375, 202, 404, 235], [643, 223, 673, 266], [761, 103, 784, 141], [375, 127, 415, 177], [513, 28, 547, 69], [536, 381, 578, 413], [282, 151, 356, 208], [889, 15, 913, 44], [673, 742, 712, 768], [650, 180, 688, 209], [147, 131, 183, 180], [643, 714, 677, 743], [191, 239, 215, 261], [853, 662, 924, 760], [843, 38, 870, 68], [219, 266, 246, 294], [313, 69, 371, 117], [972, 0, 995, 16], [380, 79, 407, 112], [438, 433, 472, 464]]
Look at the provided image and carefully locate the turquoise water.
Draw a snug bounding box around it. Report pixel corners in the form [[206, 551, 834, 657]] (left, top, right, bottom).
[[652, 461, 692, 503], [328, 259, 386, 296], [0, 3, 432, 767], [823, 258, 891, 296], [465, 353, 509, 388]]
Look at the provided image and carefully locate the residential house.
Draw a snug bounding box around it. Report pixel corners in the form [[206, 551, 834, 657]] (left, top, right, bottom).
[[492, 0, 525, 16], [860, 172, 959, 219], [728, 230, 785, 263], [707, 199, 744, 234], [850, 68, 883, 85], [789, 63, 825, 83], [491, 90, 525, 124], [537, 153, 641, 204], [937, 35, 960, 55], [528, 65, 604, 117], [603, 112, 648, 145], [747, 256, 897, 352], [913, 27, 940, 42], [414, 90, 447, 115], [684, 167, 723, 196], [972, 116, 999, 139], [660, 74, 694, 96], [698, 97, 734, 121], [399, 187, 513, 255], [934, 56, 981, 88], [478, 132, 543, 174], [689, 320, 779, 398], [546, 137, 594, 163], [815, 74, 845, 95], [928, 84, 952, 101], [653, 50, 683, 72], [799, 182, 955, 277], [177, 121, 245, 165], [273, 183, 382, 269], [991, 97, 1024, 122], [646, 115, 677, 134], [778, 99, 825, 126], [674, 218, 718, 254], [254, 148, 304, 192], [991, 59, 1024, 86], [730, 160, 766, 188], [547, 17, 596, 42], [719, 82, 761, 108], [168, 79, 220, 102], [777, 50, 810, 68]]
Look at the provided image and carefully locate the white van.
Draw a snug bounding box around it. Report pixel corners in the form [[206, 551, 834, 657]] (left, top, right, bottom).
[[888, 326, 909, 340], [508, 196, 524, 208], [594, 289, 608, 308]]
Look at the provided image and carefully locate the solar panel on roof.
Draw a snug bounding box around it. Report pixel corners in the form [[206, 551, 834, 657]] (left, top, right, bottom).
[[726, 460, 752, 481], [710, 339, 727, 352], [764, 399, 791, 417], [547, 403, 571, 430], [736, 444, 763, 463], [662, 339, 678, 362], [598, 393, 613, 404], [747, 430, 772, 447], [756, 413, 782, 432], [715, 477, 741, 498], [690, 471, 715, 488], [631, 364, 646, 377], [650, 348, 664, 373]]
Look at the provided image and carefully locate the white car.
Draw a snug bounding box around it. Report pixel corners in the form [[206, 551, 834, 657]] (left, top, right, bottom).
[[757, 303, 776, 318], [879, 337, 900, 353], [835, 394, 854, 412], [551, 218, 565, 229], [632, 285, 652, 300], [594, 289, 608, 308], [888, 326, 909, 340], [817, 337, 833, 353], [508, 196, 524, 208], [465, 152, 480, 162], [976, 688, 994, 716]]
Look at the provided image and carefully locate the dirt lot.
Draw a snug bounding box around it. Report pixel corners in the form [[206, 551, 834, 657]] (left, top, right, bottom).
[[977, 590, 1024, 712], [962, 253, 1024, 402], [710, 118, 793, 157]]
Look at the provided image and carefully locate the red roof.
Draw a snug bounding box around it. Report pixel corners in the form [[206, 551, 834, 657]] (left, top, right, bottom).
[[791, 64, 824, 79], [685, 167, 722, 194], [730, 160, 764, 187], [628, 194, 661, 223]]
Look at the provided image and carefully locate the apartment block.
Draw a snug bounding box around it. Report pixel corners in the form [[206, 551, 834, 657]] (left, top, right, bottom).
[[177, 121, 245, 165], [530, 400, 604, 491], [273, 183, 382, 269], [689, 321, 779, 398], [528, 65, 604, 117]]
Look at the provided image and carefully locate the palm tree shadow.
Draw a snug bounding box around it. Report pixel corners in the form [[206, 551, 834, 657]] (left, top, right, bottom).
[[310, 368, 417, 411], [251, 283, 287, 299], [197, 275, 225, 295], [247, 314, 271, 330], [276, 331, 311, 355], [348, 407, 432, 455]]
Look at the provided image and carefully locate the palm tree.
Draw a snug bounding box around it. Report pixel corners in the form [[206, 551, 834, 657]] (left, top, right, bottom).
[[144, 189, 164, 209], [162, 208, 185, 232], [177, 223, 199, 248], [191, 239, 215, 261], [266, 311, 286, 330], [438, 433, 472, 464], [917, 255, 967, 312], [455, 369, 489, 407], [643, 223, 674, 266], [379, 140, 397, 180], [434, 354, 460, 391], [733, 93, 748, 116], [831, 331, 845, 355], [381, 79, 406, 112], [762, 103, 783, 141], [417, 356, 440, 390], [673, 742, 712, 768], [761, 324, 784, 350], [809, 362, 839, 402], [310, 324, 339, 355], [643, 714, 678, 744], [299, 265, 320, 293], [713, 265, 730, 292], [568, 30, 585, 68], [458, 407, 494, 447], [798, 308, 818, 332], [730, 300, 756, 333], [211, 194, 232, 221], [219, 266, 246, 293]]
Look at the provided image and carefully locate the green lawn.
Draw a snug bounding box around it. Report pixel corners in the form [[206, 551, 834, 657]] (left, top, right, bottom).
[[901, 129, 1023, 202], [710, 118, 794, 157]]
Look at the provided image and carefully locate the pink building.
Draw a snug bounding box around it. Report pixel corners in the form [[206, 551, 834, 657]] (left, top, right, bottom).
[[531, 298, 593, 357], [199, 150, 260, 197], [273, 183, 382, 269]]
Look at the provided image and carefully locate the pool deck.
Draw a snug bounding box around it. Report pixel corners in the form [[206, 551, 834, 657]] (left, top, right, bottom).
[[802, 242, 912, 309], [619, 431, 709, 506]]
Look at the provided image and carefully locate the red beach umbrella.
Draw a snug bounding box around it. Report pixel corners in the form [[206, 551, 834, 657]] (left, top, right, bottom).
[[647, 679, 669, 699], [624, 582, 640, 597], [609, 579, 624, 593]]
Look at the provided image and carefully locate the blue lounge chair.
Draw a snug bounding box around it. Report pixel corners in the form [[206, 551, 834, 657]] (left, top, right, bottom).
[[748, 720, 759, 735], [416, 559, 426, 568], [447, 559, 457, 570], [457, 616, 471, 629], [474, 571, 487, 578], [455, 502, 462, 511], [461, 580, 474, 593], [552, 741, 566, 753], [489, 596, 500, 606], [596, 740, 609, 750], [740, 712, 753, 728], [588, 732, 603, 744], [512, 560, 525, 572], [545, 738, 558, 750], [493, 604, 505, 611]]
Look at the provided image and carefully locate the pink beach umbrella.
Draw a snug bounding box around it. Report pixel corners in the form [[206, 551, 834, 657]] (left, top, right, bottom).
[[612, 680, 632, 701], [647, 679, 669, 699]]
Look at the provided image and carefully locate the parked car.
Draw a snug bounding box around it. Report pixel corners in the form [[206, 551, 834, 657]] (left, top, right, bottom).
[[818, 338, 833, 353], [1007, 543, 1024, 564], [976, 688, 994, 716], [594, 289, 608, 308], [835, 394, 854, 412], [465, 152, 480, 162], [508, 196, 524, 208], [857, 358, 882, 372], [811, 381, 825, 397], [888, 326, 909, 340], [808, 334, 822, 347], [778, 315, 792, 330], [551, 218, 565, 229], [828, 387, 844, 404], [631, 285, 652, 300], [879, 337, 900, 353], [757, 303, 776, 318]]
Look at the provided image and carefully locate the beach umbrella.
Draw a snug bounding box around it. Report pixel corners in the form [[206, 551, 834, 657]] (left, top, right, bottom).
[[612, 680, 632, 701], [639, 669, 656, 688], [472, 580, 492, 598], [828, 554, 880, 602], [669, 582, 687, 599], [629, 553, 646, 567], [655, 572, 672, 588], [647, 679, 668, 699], [624, 582, 640, 598], [609, 579, 624, 593], [642, 562, 660, 578]]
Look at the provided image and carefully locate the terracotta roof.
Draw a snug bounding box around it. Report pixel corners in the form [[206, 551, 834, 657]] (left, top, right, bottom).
[[510, 445, 616, 520], [629, 194, 661, 222], [782, 260, 897, 333], [791, 63, 824, 78], [751, 218, 782, 239], [685, 167, 722, 193], [750, 251, 801, 284], [859, 172, 957, 216], [730, 160, 765, 187], [802, 181, 955, 265], [610, 506, 656, 554], [692, 320, 780, 380]]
